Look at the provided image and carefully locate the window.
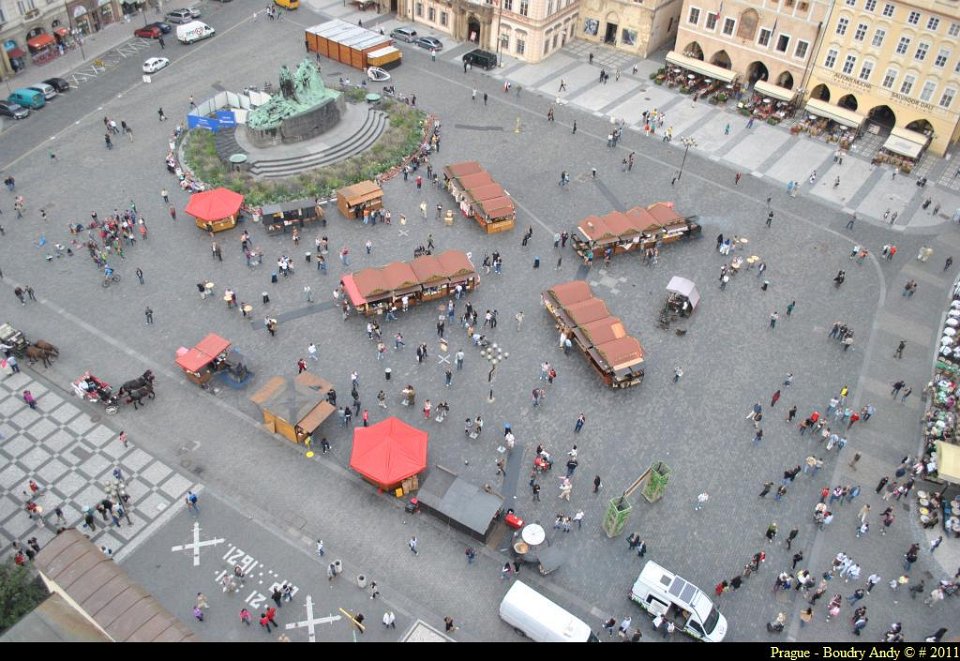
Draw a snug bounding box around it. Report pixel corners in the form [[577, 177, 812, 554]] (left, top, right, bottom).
[[927, 17, 939, 31], [895, 37, 910, 55], [950, 23, 960, 38], [440, 11, 448, 26], [775, 34, 790, 53], [859, 60, 873, 80], [842, 54, 857, 74], [935, 48, 950, 68], [428, 7, 435, 21], [705, 13, 717, 30], [882, 68, 897, 88], [920, 81, 936, 102], [15, 0, 36, 13], [907, 11, 920, 25], [864, 0, 876, 10], [871, 28, 885, 47], [795, 40, 809, 59], [499, 33, 510, 50], [899, 74, 915, 95], [836, 17, 849, 36], [519, 0, 528, 16], [915, 42, 929, 61], [515, 36, 525, 55], [547, 0, 554, 14], [844, 0, 855, 5], [824, 48, 838, 68], [758, 28, 771, 47], [503, 0, 512, 9], [882, 3, 894, 17], [688, 7, 700, 24], [854, 23, 867, 41], [723, 18, 735, 35], [415, 2, 423, 16], [940, 87, 956, 109]]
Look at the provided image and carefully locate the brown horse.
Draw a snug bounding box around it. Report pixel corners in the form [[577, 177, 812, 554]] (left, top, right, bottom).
[[33, 340, 59, 357], [25, 346, 52, 367]]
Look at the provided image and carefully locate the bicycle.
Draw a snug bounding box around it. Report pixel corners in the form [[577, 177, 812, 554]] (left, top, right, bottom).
[[102, 273, 121, 288]]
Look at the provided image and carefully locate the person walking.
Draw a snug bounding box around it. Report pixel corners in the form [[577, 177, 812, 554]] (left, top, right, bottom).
[[895, 340, 905, 359], [694, 492, 709, 511], [574, 413, 586, 433], [770, 390, 781, 407], [144, 307, 154, 325], [408, 536, 418, 555]]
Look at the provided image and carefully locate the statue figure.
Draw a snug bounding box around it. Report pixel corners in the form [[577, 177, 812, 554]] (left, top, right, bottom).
[[247, 58, 341, 131]]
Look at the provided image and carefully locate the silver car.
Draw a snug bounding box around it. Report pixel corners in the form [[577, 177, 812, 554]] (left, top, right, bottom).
[[390, 27, 418, 43]]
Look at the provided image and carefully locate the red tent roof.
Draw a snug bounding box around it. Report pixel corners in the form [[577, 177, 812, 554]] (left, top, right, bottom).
[[184, 188, 244, 221], [175, 333, 230, 373], [350, 417, 428, 487]]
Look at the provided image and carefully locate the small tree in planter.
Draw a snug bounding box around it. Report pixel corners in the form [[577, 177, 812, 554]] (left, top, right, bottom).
[[641, 462, 671, 503]]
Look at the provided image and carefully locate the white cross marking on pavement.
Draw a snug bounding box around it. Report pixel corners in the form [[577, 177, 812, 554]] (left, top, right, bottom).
[[398, 229, 409, 237], [284, 595, 341, 642], [437, 354, 450, 365], [170, 521, 225, 567]]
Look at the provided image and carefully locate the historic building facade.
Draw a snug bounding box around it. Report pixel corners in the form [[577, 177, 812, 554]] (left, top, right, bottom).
[[577, 0, 682, 58]]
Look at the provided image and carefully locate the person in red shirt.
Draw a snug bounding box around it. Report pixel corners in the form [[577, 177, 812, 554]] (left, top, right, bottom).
[[297, 358, 307, 374], [847, 411, 860, 430]]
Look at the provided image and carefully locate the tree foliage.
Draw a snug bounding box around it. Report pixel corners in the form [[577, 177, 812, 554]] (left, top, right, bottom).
[[0, 563, 49, 633]]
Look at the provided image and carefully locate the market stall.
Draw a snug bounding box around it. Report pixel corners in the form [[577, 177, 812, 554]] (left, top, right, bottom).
[[417, 465, 504, 542], [175, 333, 252, 387], [185, 188, 244, 233], [350, 417, 428, 494], [249, 373, 336, 444], [336, 180, 383, 220], [665, 276, 700, 318], [340, 250, 478, 316], [543, 281, 645, 388], [260, 198, 325, 236], [443, 161, 515, 234], [304, 19, 401, 71], [571, 202, 700, 261]]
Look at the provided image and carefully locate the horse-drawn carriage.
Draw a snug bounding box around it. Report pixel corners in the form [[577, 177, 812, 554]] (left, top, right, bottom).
[[71, 370, 155, 414], [0, 322, 60, 366]]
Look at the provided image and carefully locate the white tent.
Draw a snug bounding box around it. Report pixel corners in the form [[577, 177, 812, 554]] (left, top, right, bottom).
[[667, 276, 700, 310]]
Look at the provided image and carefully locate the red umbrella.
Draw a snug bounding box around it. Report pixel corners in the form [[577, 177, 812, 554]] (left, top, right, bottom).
[[350, 417, 428, 489], [184, 188, 244, 221]]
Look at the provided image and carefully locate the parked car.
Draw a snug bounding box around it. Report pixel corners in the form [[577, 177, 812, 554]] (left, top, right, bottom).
[[8, 89, 45, 109], [142, 57, 170, 73], [27, 83, 57, 100], [416, 36, 443, 51], [43, 77, 71, 92], [390, 27, 418, 43], [0, 100, 30, 119], [166, 8, 200, 23], [463, 49, 498, 70], [134, 25, 163, 39], [148, 21, 173, 33]]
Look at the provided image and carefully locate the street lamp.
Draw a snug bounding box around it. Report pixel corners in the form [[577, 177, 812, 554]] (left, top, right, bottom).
[[494, 0, 504, 67], [482, 343, 508, 402], [676, 136, 697, 182]]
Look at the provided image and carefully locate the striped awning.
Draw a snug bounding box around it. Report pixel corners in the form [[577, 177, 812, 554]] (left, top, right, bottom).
[[754, 80, 795, 102], [804, 98, 865, 129], [665, 51, 737, 84]]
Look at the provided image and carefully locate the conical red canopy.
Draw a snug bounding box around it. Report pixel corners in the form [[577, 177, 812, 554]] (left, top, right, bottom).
[[350, 417, 428, 487], [184, 188, 244, 221]]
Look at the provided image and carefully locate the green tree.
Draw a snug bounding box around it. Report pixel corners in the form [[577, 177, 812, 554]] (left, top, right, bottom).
[[0, 563, 49, 633]]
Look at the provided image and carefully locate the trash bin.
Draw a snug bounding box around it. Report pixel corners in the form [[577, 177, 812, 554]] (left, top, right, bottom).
[[271, 272, 278, 283], [305, 252, 312, 263], [262, 292, 270, 304], [334, 559, 343, 575], [357, 574, 367, 589], [385, 368, 392, 381], [533, 257, 540, 269]]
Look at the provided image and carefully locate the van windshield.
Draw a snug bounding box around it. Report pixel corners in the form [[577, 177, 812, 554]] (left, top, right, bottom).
[[702, 606, 720, 634]]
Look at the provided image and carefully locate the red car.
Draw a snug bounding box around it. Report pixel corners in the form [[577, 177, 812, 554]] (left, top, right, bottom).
[[134, 25, 162, 39]]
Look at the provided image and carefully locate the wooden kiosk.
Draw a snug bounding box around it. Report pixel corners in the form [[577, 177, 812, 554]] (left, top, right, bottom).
[[249, 372, 336, 443], [185, 188, 244, 233], [443, 161, 515, 234], [336, 180, 383, 220]]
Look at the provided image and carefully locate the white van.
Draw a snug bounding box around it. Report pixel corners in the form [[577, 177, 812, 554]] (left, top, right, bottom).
[[499, 581, 598, 642], [629, 561, 727, 642], [177, 21, 215, 44]]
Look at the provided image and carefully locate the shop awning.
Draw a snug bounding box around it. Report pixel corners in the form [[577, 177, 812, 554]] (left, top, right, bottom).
[[6, 47, 25, 59], [804, 99, 864, 129], [753, 80, 795, 102], [882, 127, 929, 159], [54, 27, 70, 37], [665, 51, 737, 84], [666, 276, 700, 309], [936, 441, 960, 484], [27, 33, 55, 51]]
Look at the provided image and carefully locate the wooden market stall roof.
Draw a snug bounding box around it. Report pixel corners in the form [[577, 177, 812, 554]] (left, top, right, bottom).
[[443, 161, 483, 179], [33, 530, 197, 642], [337, 180, 383, 206], [249, 373, 336, 434], [175, 333, 231, 373], [341, 250, 477, 307], [546, 280, 594, 308]]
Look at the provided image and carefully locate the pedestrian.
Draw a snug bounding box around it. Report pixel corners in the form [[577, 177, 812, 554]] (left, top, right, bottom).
[[135, 268, 144, 285], [673, 366, 683, 382], [895, 340, 905, 359], [769, 311, 779, 329], [758, 481, 773, 498], [408, 536, 418, 555], [770, 390, 781, 407], [144, 307, 154, 325], [786, 528, 798, 550], [574, 413, 586, 432], [158, 107, 166, 122], [929, 535, 943, 553], [694, 492, 709, 511], [735, 172, 742, 185]]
